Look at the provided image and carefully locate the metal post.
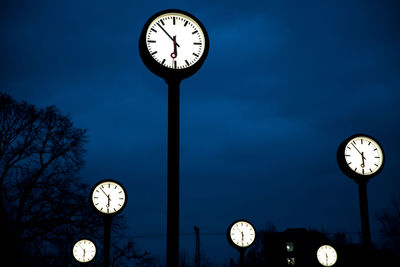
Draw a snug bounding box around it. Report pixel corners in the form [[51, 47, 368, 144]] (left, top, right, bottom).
[[104, 216, 111, 267], [194, 226, 200, 267], [239, 249, 245, 267], [358, 181, 371, 249], [167, 79, 180, 267]]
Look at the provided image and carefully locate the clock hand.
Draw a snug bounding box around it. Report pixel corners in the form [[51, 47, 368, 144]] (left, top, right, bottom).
[[361, 152, 366, 168], [100, 187, 108, 197], [171, 35, 177, 58], [157, 23, 180, 47], [107, 194, 111, 208], [351, 143, 363, 156]]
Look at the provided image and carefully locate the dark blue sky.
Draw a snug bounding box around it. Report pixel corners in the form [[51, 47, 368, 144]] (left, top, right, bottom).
[[2, 0, 400, 265]]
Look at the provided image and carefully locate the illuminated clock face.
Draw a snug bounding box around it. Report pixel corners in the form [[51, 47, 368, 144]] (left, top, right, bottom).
[[145, 12, 206, 69], [91, 180, 127, 215], [228, 220, 256, 248], [72, 239, 96, 263], [343, 135, 383, 176], [317, 245, 337, 266]]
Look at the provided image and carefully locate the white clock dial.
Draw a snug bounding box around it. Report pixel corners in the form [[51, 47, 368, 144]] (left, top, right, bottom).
[[317, 245, 337, 266], [344, 136, 383, 176], [229, 220, 256, 248], [145, 12, 206, 69], [91, 180, 126, 214], [73, 239, 96, 263]]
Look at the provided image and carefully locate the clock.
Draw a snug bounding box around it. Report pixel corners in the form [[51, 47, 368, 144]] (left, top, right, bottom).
[[139, 9, 209, 81], [227, 220, 256, 249], [72, 239, 96, 263], [90, 179, 127, 215], [317, 245, 337, 266], [337, 134, 384, 181]]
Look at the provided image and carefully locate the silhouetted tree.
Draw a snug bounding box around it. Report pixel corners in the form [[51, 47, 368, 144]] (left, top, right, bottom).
[[377, 196, 400, 254], [0, 93, 145, 266]]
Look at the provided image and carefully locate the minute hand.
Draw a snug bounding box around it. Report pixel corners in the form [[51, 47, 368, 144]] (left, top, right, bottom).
[[351, 143, 364, 157], [157, 23, 180, 47]]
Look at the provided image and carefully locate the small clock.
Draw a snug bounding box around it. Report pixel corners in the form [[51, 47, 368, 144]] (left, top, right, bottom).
[[317, 245, 337, 266], [72, 239, 96, 263], [90, 179, 127, 215], [337, 134, 384, 182], [227, 220, 256, 249], [139, 9, 209, 81]]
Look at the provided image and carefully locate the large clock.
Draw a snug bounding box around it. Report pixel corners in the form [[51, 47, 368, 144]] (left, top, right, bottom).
[[90, 179, 127, 215], [139, 9, 209, 81], [72, 239, 96, 263], [337, 134, 384, 182], [227, 219, 256, 249], [317, 245, 337, 266]]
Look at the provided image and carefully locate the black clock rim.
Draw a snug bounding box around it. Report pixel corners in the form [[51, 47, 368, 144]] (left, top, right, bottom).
[[72, 238, 97, 263], [139, 9, 209, 83], [337, 133, 385, 183], [226, 219, 257, 250], [89, 179, 128, 217]]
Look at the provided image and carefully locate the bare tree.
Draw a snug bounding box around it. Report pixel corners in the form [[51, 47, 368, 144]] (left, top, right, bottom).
[[0, 93, 144, 266], [377, 196, 400, 254]]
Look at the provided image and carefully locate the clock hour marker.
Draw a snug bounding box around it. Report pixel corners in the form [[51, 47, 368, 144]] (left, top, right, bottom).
[[192, 30, 198, 34], [193, 53, 199, 57], [151, 51, 158, 55], [161, 59, 166, 65], [148, 40, 156, 43], [184, 21, 188, 27], [173, 17, 176, 25], [160, 19, 165, 26], [151, 28, 157, 32], [185, 60, 189, 65], [193, 42, 202, 45], [174, 61, 177, 69]]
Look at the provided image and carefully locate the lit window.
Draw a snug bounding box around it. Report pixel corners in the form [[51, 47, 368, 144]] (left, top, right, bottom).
[[286, 242, 294, 252], [287, 257, 295, 265]]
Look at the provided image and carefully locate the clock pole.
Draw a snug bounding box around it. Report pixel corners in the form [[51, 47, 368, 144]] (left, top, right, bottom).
[[103, 216, 111, 267], [358, 181, 371, 249], [167, 78, 180, 267]]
